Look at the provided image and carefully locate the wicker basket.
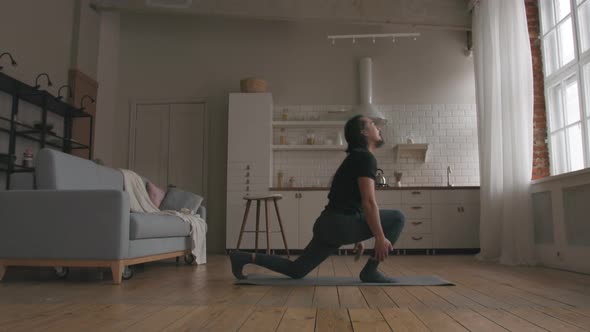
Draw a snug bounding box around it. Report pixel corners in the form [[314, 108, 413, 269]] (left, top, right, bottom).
[[240, 78, 267, 93]]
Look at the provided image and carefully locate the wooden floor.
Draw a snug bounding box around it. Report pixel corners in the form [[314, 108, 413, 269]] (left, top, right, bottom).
[[1, 255, 590, 331]]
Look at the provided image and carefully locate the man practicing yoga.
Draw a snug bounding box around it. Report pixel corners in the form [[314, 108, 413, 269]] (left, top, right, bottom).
[[230, 115, 405, 282]]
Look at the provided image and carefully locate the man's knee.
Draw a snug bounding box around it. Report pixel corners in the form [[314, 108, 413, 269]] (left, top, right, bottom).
[[290, 270, 308, 279], [382, 210, 405, 242], [394, 210, 405, 228], [383, 210, 405, 228]]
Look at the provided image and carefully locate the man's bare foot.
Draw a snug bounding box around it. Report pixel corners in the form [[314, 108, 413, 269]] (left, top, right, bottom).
[[229, 250, 253, 280]]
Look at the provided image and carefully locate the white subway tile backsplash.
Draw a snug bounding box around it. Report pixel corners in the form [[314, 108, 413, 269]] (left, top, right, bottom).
[[272, 103, 480, 187]]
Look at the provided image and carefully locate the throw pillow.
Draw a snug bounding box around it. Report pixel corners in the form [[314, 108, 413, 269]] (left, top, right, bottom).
[[160, 187, 203, 214], [146, 181, 166, 208]]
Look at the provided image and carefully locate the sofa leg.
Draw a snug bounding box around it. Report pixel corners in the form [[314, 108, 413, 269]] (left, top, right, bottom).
[[111, 261, 124, 285], [0, 264, 6, 281]]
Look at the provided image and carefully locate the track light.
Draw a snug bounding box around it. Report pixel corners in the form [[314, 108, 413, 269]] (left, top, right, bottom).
[[327, 32, 420, 45], [34, 73, 53, 89], [0, 52, 17, 71], [56, 85, 72, 101]]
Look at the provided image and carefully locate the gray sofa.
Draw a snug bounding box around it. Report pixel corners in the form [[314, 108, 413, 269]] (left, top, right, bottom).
[[0, 149, 205, 284]]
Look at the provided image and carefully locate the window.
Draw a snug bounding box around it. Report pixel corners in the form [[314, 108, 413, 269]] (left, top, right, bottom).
[[540, 0, 590, 175]]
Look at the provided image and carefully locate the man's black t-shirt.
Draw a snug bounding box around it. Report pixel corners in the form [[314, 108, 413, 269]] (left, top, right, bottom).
[[327, 148, 377, 214]]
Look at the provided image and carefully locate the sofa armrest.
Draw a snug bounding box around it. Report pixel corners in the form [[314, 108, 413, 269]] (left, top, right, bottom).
[[0, 190, 130, 260], [196, 205, 206, 221]]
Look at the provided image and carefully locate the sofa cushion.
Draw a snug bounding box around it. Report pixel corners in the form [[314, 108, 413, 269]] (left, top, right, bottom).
[[147, 182, 166, 207], [129, 213, 190, 240], [160, 188, 203, 214], [35, 148, 123, 190]]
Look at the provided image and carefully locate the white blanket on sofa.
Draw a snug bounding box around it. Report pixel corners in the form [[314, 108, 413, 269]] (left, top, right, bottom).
[[120, 169, 207, 264]]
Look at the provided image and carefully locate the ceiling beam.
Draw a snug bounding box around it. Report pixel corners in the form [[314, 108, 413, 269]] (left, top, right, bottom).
[[92, 0, 471, 30]]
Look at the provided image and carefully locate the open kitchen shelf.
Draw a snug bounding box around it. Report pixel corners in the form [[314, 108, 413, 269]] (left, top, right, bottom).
[[272, 145, 345, 151], [393, 143, 429, 162]]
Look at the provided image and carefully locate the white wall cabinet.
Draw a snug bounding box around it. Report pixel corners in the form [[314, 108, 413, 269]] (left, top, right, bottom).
[[226, 93, 273, 249]]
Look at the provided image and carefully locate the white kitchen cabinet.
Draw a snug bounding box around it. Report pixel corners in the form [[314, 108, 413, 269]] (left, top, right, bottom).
[[271, 190, 329, 249], [299, 191, 330, 248], [226, 93, 272, 249], [431, 189, 480, 248], [399, 189, 432, 249]]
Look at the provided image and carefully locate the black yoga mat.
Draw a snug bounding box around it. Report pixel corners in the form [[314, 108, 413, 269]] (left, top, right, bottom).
[[235, 275, 454, 286]]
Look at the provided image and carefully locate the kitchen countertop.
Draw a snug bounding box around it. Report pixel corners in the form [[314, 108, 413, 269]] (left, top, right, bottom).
[[269, 186, 480, 191]]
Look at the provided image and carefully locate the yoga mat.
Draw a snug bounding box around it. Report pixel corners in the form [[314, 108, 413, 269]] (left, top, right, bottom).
[[235, 275, 454, 286]]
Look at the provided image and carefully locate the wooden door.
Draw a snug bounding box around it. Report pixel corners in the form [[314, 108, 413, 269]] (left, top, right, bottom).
[[69, 69, 97, 159], [131, 104, 170, 188], [130, 101, 207, 196], [168, 103, 207, 197]]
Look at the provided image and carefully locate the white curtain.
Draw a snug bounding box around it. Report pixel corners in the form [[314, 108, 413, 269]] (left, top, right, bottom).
[[473, 0, 535, 265]]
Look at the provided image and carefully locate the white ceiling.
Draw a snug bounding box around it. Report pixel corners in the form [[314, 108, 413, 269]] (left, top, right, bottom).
[[91, 0, 471, 30]]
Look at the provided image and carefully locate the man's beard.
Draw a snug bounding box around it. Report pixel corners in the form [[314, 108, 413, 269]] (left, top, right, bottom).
[[376, 137, 385, 148]]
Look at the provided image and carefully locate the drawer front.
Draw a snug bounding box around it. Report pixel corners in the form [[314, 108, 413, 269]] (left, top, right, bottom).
[[401, 233, 433, 248], [431, 190, 480, 204], [401, 190, 431, 204], [376, 191, 402, 205], [404, 220, 432, 233], [401, 204, 431, 219]]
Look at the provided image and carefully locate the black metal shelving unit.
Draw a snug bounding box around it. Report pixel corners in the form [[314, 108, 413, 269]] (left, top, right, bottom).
[[0, 72, 93, 189]]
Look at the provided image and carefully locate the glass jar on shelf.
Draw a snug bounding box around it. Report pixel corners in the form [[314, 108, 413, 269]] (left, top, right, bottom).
[[279, 128, 287, 145], [306, 130, 315, 145], [277, 170, 284, 188]]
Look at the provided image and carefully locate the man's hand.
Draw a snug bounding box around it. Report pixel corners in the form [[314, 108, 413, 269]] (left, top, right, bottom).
[[374, 237, 394, 261]]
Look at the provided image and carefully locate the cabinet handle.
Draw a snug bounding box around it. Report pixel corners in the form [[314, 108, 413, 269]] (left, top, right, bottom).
[[457, 207, 461, 212], [411, 236, 423, 241], [411, 221, 423, 225], [246, 165, 250, 170], [299, 193, 303, 198], [246, 186, 249, 191], [461, 207, 465, 212], [245, 172, 250, 177], [411, 206, 423, 210], [411, 191, 422, 195], [246, 179, 250, 184]]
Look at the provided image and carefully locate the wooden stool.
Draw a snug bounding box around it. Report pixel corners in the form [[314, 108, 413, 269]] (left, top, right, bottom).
[[236, 194, 289, 258]]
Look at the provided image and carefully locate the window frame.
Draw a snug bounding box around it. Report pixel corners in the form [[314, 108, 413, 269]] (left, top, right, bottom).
[[540, 0, 590, 175]]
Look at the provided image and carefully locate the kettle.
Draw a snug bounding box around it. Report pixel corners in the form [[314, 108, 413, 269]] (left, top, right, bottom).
[[375, 168, 388, 187]]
